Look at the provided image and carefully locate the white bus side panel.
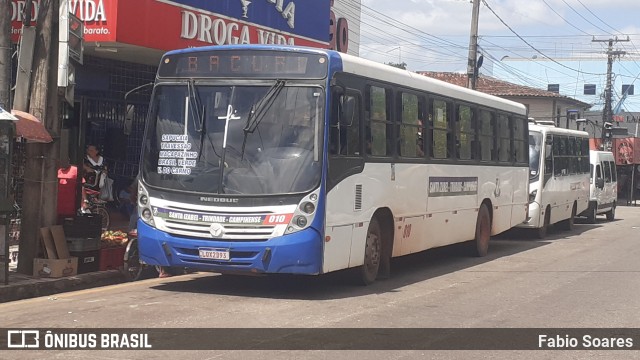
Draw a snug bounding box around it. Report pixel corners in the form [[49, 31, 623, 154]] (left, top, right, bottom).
[[324, 163, 528, 273]]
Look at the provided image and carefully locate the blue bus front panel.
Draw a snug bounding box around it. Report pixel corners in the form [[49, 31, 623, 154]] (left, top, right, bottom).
[[137, 221, 323, 275]]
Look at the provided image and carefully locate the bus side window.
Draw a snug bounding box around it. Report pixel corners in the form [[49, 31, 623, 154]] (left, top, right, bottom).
[[478, 110, 495, 162], [603, 161, 611, 183], [544, 135, 553, 182], [497, 114, 511, 163], [330, 92, 360, 156], [610, 161, 617, 181], [431, 99, 450, 159], [367, 85, 392, 156], [456, 104, 473, 160]]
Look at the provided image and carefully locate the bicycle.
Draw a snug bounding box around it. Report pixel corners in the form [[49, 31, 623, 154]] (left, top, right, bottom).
[[81, 187, 111, 230]]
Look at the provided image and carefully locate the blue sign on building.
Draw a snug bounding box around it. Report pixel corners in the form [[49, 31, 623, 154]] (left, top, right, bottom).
[[169, 0, 331, 42]]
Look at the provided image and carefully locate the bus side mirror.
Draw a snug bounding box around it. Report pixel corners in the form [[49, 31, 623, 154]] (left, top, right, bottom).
[[596, 178, 605, 189]]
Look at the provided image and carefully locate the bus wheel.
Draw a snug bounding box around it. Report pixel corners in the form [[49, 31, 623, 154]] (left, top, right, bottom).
[[536, 208, 550, 239], [606, 203, 616, 221], [473, 204, 491, 257], [586, 202, 597, 224], [561, 203, 576, 231], [360, 217, 382, 285]]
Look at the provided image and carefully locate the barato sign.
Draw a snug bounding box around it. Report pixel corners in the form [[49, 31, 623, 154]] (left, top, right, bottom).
[[11, 0, 117, 43]]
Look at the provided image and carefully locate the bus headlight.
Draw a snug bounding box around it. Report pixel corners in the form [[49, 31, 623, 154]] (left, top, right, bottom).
[[142, 208, 152, 221], [285, 189, 320, 235], [529, 190, 538, 203], [138, 182, 155, 227], [295, 216, 308, 227], [301, 202, 315, 214]]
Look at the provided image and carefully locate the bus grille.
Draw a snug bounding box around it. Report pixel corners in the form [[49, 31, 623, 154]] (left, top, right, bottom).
[[159, 210, 278, 241]]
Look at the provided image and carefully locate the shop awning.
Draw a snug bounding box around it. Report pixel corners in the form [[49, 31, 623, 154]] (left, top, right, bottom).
[[11, 109, 53, 143], [0, 106, 17, 120]]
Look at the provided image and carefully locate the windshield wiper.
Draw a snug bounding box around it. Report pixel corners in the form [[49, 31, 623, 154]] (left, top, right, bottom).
[[240, 80, 286, 158], [188, 79, 205, 132]]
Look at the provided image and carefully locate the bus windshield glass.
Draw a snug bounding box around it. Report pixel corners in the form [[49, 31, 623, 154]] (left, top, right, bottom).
[[529, 131, 542, 180], [142, 83, 324, 195]]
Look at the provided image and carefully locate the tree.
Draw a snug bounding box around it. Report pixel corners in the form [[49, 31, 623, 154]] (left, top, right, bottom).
[[386, 62, 407, 70]]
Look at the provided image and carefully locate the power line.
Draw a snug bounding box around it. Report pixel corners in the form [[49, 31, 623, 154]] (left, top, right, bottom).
[[481, 0, 606, 76]]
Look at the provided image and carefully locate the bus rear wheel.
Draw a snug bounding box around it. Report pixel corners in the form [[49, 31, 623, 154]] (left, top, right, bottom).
[[359, 217, 382, 285], [586, 202, 597, 224], [473, 204, 491, 257], [606, 203, 616, 221]]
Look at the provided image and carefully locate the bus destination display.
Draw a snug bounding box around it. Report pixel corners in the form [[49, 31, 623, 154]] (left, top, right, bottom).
[[159, 51, 327, 79]]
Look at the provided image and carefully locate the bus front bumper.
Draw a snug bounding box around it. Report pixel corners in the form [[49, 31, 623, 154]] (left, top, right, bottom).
[[516, 202, 542, 229], [136, 221, 323, 275]]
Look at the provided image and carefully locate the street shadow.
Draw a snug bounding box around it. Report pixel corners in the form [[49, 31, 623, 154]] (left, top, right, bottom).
[[149, 233, 553, 301]]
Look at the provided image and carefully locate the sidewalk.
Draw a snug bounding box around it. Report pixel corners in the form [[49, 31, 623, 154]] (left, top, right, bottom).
[[1, 269, 126, 303], [1, 209, 132, 303]]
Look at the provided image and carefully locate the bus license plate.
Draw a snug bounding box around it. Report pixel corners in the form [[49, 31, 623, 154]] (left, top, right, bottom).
[[198, 249, 230, 260]]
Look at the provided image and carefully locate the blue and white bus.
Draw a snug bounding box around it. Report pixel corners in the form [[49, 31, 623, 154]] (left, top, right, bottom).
[[137, 45, 529, 284]]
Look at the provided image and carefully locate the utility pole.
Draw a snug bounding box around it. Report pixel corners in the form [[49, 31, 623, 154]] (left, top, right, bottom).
[[17, 0, 61, 275], [467, 0, 480, 90], [592, 36, 629, 151], [0, 0, 12, 109]]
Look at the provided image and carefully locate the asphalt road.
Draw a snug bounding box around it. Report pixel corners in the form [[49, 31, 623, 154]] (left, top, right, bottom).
[[2, 206, 640, 359]]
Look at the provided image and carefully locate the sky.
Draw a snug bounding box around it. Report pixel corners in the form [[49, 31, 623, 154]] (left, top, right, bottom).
[[357, 0, 640, 111]]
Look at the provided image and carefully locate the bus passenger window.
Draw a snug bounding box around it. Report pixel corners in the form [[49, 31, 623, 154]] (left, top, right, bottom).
[[456, 105, 473, 160], [399, 93, 423, 158], [431, 99, 449, 159], [330, 93, 360, 156], [478, 110, 495, 161], [497, 114, 510, 162], [367, 85, 391, 156]]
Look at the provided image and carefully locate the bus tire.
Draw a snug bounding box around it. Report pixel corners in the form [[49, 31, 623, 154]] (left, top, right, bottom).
[[536, 208, 550, 239], [606, 203, 616, 221], [586, 202, 597, 224], [359, 217, 382, 285], [473, 204, 491, 257], [560, 203, 577, 231]]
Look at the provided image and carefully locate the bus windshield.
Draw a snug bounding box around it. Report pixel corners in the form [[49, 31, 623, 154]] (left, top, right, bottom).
[[142, 83, 324, 195], [529, 131, 542, 180]]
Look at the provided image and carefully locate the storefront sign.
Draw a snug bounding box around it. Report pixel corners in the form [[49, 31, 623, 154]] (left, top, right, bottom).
[[12, 1, 360, 54], [115, 0, 329, 50], [11, 0, 117, 42]]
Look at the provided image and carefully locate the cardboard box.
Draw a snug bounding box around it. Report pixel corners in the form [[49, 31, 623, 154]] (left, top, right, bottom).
[[33, 257, 78, 278]]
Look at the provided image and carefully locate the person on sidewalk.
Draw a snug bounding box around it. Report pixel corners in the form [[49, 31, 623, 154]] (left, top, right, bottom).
[[81, 144, 108, 212]]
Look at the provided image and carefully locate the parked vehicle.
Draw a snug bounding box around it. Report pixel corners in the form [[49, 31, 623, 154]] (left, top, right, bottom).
[[582, 151, 617, 223], [519, 121, 590, 238]]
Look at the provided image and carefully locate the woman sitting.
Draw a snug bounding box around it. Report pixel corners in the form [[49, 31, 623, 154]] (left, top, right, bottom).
[[81, 144, 108, 211]]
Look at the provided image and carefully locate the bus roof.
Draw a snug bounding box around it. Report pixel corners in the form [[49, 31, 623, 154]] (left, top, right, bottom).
[[161, 45, 527, 115], [529, 123, 590, 137]]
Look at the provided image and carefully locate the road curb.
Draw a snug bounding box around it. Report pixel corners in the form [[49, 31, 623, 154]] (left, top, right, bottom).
[[0, 270, 126, 303]]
